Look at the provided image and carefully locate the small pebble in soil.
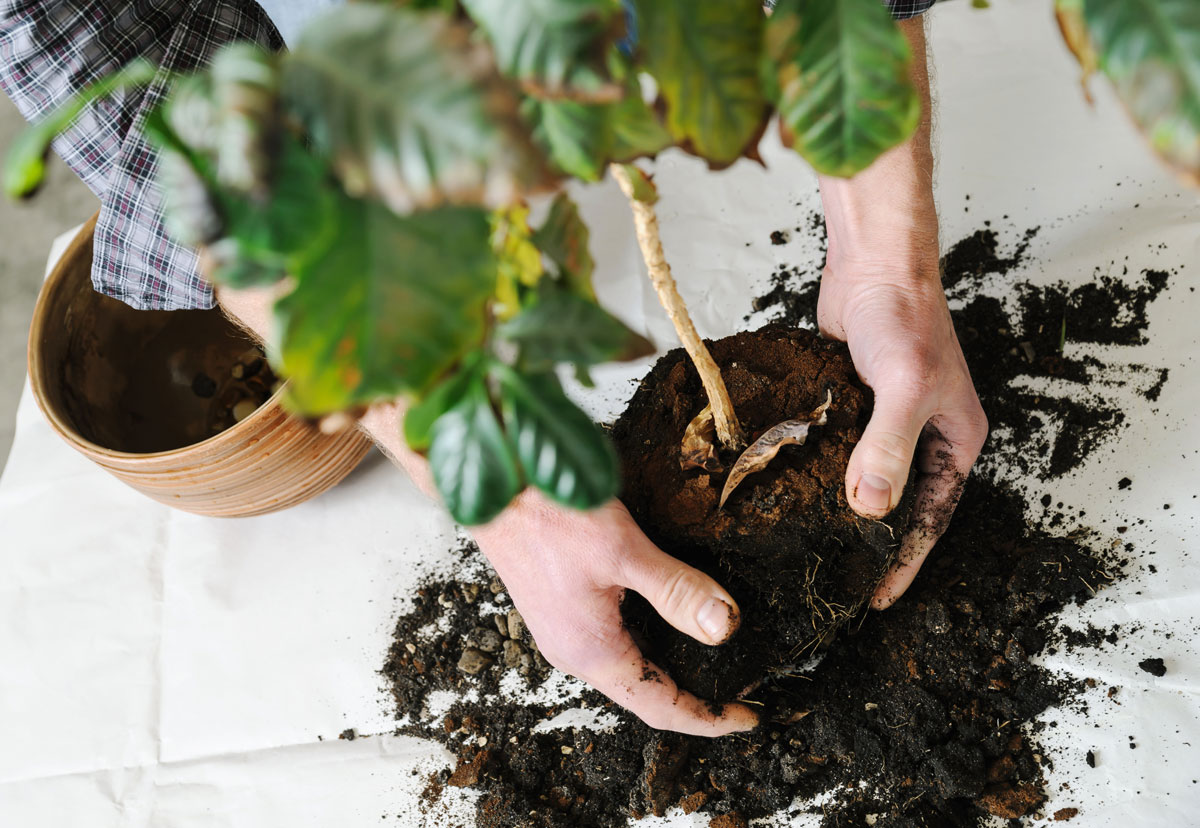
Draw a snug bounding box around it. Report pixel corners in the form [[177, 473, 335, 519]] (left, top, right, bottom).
[[506, 609, 527, 641], [457, 648, 493, 676], [466, 627, 503, 654], [1086, 750, 1096, 768], [1138, 657, 1167, 677]]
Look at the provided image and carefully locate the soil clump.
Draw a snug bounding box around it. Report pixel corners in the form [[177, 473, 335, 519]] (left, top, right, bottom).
[[612, 326, 913, 703]]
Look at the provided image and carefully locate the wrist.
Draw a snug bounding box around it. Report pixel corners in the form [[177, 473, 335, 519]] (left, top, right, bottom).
[[818, 173, 940, 286]]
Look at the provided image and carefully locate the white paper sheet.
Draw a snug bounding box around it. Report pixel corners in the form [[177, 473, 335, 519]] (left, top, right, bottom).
[[2, 1, 1199, 825]]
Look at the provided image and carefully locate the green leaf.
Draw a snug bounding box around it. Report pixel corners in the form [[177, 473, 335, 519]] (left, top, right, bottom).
[[4, 59, 158, 198], [403, 352, 486, 452], [274, 199, 496, 415], [631, 0, 768, 166], [496, 367, 618, 509], [146, 104, 336, 287], [766, 0, 920, 178], [609, 75, 673, 160], [523, 96, 614, 181], [533, 192, 596, 298], [429, 375, 523, 525], [498, 282, 654, 370], [222, 136, 336, 265], [208, 43, 281, 196], [282, 4, 547, 213], [461, 0, 623, 102], [521, 67, 670, 179], [1083, 0, 1200, 182]]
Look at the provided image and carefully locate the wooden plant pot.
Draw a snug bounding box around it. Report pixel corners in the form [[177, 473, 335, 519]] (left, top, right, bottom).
[[26, 214, 373, 517]]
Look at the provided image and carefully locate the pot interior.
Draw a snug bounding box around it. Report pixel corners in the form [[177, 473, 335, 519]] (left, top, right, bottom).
[[35, 235, 269, 455]]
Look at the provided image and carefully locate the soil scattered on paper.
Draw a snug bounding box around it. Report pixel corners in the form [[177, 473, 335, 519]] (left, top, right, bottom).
[[383, 220, 1175, 827]]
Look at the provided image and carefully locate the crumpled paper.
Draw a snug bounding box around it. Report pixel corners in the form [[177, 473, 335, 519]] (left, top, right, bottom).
[[2, 0, 1199, 824]]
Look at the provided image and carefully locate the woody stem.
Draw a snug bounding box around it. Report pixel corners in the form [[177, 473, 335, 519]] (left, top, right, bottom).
[[610, 163, 745, 449]]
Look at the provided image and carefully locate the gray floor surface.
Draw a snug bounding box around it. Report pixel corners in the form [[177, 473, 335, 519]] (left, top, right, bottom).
[[0, 95, 97, 470]]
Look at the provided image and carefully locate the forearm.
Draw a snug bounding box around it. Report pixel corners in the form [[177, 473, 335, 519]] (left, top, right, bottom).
[[817, 17, 938, 277]]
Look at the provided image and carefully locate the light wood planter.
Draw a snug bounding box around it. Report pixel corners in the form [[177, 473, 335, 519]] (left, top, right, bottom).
[[26, 214, 373, 517]]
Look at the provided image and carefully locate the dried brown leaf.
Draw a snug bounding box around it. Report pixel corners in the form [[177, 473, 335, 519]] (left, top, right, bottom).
[[680, 404, 724, 473], [719, 391, 832, 508]]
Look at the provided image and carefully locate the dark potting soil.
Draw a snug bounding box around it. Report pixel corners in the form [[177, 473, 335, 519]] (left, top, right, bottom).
[[611, 327, 914, 703], [382, 219, 1174, 827]]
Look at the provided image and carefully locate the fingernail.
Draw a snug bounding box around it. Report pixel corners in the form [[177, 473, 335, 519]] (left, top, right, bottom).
[[697, 598, 734, 643], [856, 474, 892, 513]]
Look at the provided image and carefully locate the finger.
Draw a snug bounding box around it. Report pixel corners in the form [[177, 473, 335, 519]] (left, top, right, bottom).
[[619, 544, 742, 646], [872, 403, 987, 609], [581, 633, 759, 737], [845, 384, 929, 518]]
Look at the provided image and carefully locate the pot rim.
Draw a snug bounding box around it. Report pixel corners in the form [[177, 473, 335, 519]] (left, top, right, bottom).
[[26, 213, 297, 462]]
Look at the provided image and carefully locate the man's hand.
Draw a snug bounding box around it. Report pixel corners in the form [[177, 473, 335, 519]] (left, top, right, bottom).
[[473, 492, 759, 737], [816, 16, 987, 609], [816, 256, 987, 609]]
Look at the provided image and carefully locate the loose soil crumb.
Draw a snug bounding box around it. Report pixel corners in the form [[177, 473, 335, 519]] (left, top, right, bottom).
[[383, 219, 1175, 827], [1138, 657, 1167, 677]]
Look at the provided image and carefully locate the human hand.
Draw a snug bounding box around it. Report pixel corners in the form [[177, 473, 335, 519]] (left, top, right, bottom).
[[472, 491, 759, 737], [817, 246, 988, 609]]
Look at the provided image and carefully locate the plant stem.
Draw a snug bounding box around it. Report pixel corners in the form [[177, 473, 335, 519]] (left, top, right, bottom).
[[610, 163, 745, 449]]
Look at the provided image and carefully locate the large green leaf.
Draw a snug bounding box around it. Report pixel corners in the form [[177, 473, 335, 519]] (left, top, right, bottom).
[[496, 367, 618, 509], [498, 282, 654, 370], [429, 375, 523, 525], [274, 199, 496, 415], [461, 0, 623, 101], [1083, 0, 1200, 182], [533, 192, 596, 299], [766, 0, 920, 178], [282, 4, 547, 213], [4, 59, 157, 198], [630, 0, 768, 166]]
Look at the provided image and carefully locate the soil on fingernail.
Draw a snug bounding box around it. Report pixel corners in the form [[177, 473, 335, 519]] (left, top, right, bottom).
[[382, 217, 1181, 827]]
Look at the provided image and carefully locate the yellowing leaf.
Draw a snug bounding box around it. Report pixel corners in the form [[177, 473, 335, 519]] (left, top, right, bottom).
[[719, 392, 832, 508], [680, 404, 723, 473]]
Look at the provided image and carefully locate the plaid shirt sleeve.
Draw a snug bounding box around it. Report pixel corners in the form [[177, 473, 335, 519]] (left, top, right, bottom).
[[0, 1, 283, 311]]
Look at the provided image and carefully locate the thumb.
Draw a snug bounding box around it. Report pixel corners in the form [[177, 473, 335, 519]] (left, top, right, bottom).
[[846, 387, 927, 518], [620, 543, 741, 647]]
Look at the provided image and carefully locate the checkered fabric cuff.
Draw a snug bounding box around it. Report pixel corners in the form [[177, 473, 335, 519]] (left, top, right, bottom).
[[0, 1, 283, 310]]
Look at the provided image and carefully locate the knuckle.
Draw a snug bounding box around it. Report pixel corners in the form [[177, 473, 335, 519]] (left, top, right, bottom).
[[863, 429, 915, 472], [655, 566, 702, 618]]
